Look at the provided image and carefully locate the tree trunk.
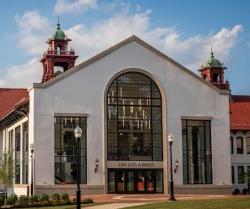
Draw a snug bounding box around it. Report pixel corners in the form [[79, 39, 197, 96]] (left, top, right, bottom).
[[248, 182, 250, 195]]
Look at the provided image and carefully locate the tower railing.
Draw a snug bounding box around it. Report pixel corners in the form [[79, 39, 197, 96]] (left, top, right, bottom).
[[44, 50, 75, 56]]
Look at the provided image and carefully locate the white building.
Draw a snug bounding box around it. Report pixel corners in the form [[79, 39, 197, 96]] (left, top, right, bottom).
[[230, 96, 250, 193], [0, 24, 233, 195]]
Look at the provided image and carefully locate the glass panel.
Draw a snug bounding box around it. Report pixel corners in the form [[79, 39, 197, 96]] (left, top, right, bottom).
[[107, 72, 162, 161], [117, 171, 125, 192], [155, 170, 163, 192], [8, 130, 13, 152], [146, 171, 154, 192], [54, 116, 87, 184], [15, 126, 21, 184], [232, 166, 235, 184], [127, 171, 135, 192], [22, 122, 29, 184], [237, 166, 244, 184], [108, 170, 116, 193], [231, 137, 234, 154], [182, 119, 212, 184], [136, 171, 145, 192], [236, 137, 243, 154], [246, 137, 250, 154]]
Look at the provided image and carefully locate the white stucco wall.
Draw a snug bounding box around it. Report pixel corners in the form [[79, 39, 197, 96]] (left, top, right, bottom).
[[29, 40, 231, 187]]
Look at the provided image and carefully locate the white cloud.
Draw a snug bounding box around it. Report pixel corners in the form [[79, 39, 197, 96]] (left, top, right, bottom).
[[0, 8, 243, 88], [15, 10, 50, 32], [15, 11, 52, 55], [54, 0, 97, 15], [0, 58, 41, 88], [65, 11, 242, 70]]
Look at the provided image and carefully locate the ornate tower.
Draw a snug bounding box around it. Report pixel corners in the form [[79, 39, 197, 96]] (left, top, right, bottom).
[[199, 49, 230, 90], [40, 20, 78, 83]]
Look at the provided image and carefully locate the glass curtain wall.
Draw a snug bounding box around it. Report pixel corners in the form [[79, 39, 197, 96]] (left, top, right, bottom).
[[22, 122, 29, 184], [182, 120, 212, 184], [107, 72, 162, 161], [15, 126, 21, 184], [54, 116, 87, 184]]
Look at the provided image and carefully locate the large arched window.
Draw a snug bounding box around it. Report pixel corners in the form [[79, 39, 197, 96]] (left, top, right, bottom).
[[107, 72, 162, 161]]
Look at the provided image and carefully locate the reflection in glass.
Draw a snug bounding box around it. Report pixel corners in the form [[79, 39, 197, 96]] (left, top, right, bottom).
[[155, 170, 163, 192], [117, 171, 125, 192], [15, 126, 21, 184], [22, 122, 29, 184], [54, 116, 87, 184], [108, 171, 116, 193], [127, 171, 135, 192], [107, 72, 162, 161], [147, 171, 154, 192], [182, 120, 212, 184], [236, 137, 243, 154]]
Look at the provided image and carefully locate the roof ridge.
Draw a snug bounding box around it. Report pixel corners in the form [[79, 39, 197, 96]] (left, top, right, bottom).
[[31, 35, 229, 95]]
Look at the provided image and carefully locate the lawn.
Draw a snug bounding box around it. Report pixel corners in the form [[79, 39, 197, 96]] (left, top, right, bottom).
[[125, 197, 250, 209]]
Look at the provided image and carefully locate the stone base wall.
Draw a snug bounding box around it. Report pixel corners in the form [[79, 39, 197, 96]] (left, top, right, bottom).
[[175, 185, 232, 195], [34, 185, 105, 195]]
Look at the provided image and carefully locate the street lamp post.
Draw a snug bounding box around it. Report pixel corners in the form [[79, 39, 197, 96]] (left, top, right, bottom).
[[168, 133, 176, 201], [74, 126, 82, 209], [30, 143, 34, 196]]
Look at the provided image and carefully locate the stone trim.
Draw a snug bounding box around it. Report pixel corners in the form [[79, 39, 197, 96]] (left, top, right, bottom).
[[175, 184, 232, 195], [181, 116, 213, 120], [54, 113, 89, 117]]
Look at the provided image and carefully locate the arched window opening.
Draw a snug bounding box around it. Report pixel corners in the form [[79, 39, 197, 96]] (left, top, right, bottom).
[[107, 72, 162, 161], [54, 66, 64, 76], [56, 45, 61, 54], [212, 73, 219, 82]]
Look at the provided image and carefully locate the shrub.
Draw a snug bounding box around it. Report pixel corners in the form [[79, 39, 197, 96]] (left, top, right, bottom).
[[38, 201, 50, 207], [233, 188, 241, 195], [39, 193, 49, 202], [61, 193, 69, 201], [0, 196, 4, 206], [51, 199, 61, 206], [29, 195, 39, 206], [6, 193, 17, 205], [82, 198, 94, 204], [18, 195, 28, 207], [60, 199, 71, 205], [50, 193, 60, 201], [242, 188, 248, 195]]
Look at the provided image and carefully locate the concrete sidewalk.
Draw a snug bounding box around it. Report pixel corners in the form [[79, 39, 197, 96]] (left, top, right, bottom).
[[84, 202, 148, 209]]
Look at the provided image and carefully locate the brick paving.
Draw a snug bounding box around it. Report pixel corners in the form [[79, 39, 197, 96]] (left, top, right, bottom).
[[76, 194, 239, 203]]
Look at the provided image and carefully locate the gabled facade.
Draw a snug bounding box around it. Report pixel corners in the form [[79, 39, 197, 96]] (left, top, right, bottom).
[[0, 23, 242, 196]]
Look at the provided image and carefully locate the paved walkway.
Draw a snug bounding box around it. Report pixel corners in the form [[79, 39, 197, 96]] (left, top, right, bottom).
[[77, 194, 234, 203], [84, 202, 149, 209], [75, 194, 247, 208]]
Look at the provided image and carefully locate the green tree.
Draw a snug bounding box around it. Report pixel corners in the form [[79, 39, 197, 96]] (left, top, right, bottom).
[[0, 150, 15, 205], [241, 172, 250, 194]]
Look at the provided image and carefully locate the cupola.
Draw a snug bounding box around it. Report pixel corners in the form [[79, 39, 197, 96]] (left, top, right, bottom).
[[199, 49, 230, 90]]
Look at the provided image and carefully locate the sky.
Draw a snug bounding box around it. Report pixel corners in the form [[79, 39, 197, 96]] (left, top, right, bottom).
[[0, 0, 249, 94]]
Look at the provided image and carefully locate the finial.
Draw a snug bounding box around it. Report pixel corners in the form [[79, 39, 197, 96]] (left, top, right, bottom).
[[210, 44, 214, 58], [57, 16, 60, 29]]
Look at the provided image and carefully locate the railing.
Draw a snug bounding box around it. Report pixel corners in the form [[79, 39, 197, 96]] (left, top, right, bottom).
[[44, 50, 75, 56]]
